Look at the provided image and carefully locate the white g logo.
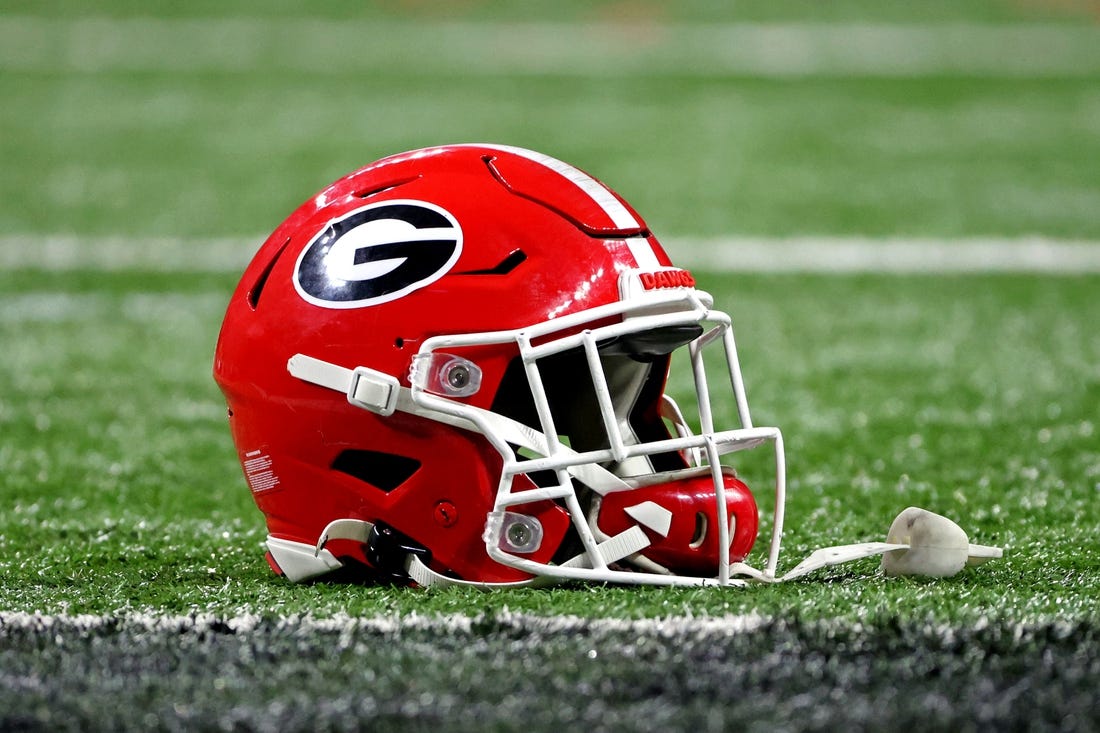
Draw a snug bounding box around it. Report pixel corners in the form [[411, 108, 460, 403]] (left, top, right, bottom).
[[294, 200, 462, 309]]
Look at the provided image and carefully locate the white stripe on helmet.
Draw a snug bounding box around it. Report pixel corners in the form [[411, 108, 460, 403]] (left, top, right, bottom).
[[465, 144, 661, 269]]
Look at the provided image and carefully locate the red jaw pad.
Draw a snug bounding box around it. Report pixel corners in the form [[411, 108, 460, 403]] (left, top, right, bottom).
[[597, 469, 759, 575]]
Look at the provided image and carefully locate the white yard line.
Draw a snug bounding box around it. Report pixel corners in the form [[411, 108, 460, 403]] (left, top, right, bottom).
[[0, 609, 773, 636], [0, 17, 1098, 77], [0, 235, 259, 273], [0, 609, 1076, 637], [3, 234, 1100, 274], [671, 236, 1100, 274]]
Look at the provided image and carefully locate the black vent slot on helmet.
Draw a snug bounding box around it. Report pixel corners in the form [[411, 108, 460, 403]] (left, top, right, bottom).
[[456, 248, 527, 276], [247, 236, 291, 310], [332, 450, 421, 493], [354, 175, 422, 199]]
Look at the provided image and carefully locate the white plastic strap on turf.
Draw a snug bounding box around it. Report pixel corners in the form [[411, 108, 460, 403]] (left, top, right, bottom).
[[731, 506, 1003, 583]]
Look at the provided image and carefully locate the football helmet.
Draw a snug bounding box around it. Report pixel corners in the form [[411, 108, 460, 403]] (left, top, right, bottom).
[[213, 144, 788, 588]]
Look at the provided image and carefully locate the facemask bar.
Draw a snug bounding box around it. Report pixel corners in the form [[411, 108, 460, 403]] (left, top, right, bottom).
[[289, 288, 1001, 587], [410, 288, 787, 587]]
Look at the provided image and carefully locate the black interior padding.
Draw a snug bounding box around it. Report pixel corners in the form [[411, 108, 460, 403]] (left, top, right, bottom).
[[490, 346, 686, 476]]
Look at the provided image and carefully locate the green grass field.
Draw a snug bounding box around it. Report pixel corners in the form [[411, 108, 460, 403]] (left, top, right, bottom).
[[2, 1, 1099, 730]]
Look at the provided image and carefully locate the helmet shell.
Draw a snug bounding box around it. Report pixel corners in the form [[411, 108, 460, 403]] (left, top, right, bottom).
[[214, 145, 676, 582]]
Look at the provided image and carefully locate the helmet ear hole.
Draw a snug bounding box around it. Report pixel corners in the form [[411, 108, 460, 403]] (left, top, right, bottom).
[[689, 512, 708, 549], [331, 450, 421, 493]]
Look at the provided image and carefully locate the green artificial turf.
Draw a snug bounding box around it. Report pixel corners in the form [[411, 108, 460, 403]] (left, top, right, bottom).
[[1, 10, 1099, 240], [3, 7, 1099, 731], [0, 0, 1097, 627], [1, 269, 1096, 624]]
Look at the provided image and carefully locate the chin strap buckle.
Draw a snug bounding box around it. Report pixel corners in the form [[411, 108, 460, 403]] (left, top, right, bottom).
[[347, 366, 400, 416], [315, 518, 430, 585], [287, 353, 400, 416], [365, 522, 432, 583]]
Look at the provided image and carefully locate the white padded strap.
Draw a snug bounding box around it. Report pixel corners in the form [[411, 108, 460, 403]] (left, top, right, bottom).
[[624, 501, 673, 537], [287, 352, 631, 495], [315, 518, 374, 554], [560, 525, 651, 569], [405, 554, 541, 589]]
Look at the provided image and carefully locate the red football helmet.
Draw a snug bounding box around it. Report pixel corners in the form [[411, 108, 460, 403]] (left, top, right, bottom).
[[213, 144, 787, 588]]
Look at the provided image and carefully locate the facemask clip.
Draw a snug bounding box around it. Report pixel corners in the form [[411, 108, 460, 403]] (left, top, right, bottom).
[[410, 353, 483, 398], [487, 512, 545, 554]]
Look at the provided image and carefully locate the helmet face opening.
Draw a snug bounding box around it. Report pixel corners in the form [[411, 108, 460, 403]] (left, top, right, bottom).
[[485, 330, 763, 577], [490, 348, 686, 475], [214, 144, 787, 588], [398, 284, 785, 586]]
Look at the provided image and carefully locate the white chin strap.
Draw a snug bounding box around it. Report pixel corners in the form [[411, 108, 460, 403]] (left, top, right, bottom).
[[301, 518, 654, 590], [731, 506, 1002, 583], [279, 354, 1003, 588]]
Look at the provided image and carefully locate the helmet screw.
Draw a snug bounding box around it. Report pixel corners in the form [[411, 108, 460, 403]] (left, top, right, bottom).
[[433, 500, 458, 528], [507, 522, 532, 548], [447, 364, 470, 390]]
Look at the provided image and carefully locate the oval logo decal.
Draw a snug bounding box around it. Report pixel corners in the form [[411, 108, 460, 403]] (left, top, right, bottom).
[[293, 200, 462, 308]]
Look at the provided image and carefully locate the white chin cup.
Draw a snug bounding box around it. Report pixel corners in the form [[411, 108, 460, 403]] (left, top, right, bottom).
[[880, 506, 999, 578]]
